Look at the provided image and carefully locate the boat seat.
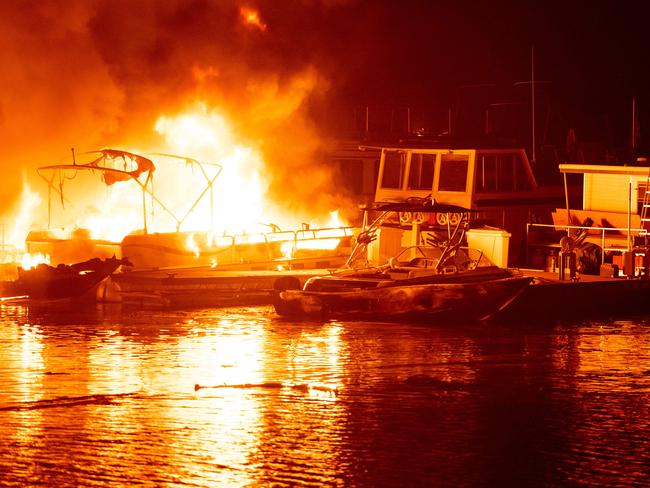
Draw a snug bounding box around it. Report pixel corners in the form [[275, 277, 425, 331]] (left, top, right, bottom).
[[408, 257, 437, 268]]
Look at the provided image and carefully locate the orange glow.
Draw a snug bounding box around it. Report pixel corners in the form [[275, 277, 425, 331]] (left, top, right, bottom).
[[2, 180, 42, 261], [186, 234, 200, 258], [20, 252, 51, 270], [154, 104, 268, 235], [3, 100, 351, 266], [239, 6, 267, 32]]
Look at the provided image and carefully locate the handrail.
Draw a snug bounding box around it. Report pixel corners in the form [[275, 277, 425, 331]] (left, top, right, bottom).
[[526, 222, 646, 265], [200, 226, 356, 262]]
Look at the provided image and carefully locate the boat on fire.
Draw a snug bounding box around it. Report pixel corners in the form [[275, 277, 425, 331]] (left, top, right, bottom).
[[273, 202, 532, 322], [23, 148, 358, 307], [0, 256, 127, 303]]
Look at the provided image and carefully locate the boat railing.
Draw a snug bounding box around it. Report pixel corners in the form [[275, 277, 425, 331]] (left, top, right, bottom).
[[209, 226, 356, 262], [525, 222, 646, 265]]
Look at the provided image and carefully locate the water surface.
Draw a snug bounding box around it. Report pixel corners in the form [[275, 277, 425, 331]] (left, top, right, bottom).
[[1, 304, 649, 486]]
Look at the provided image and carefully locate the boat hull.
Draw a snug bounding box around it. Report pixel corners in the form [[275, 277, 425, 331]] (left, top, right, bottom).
[[0, 257, 125, 303], [110, 268, 328, 308], [274, 275, 532, 322], [497, 270, 650, 321]]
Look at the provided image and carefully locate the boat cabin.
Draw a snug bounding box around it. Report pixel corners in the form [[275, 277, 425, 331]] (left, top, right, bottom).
[[553, 163, 650, 232], [365, 143, 565, 266], [373, 145, 539, 209]]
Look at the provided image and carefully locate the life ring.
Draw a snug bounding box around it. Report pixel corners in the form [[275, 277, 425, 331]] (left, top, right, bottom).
[[399, 212, 425, 224], [435, 212, 463, 226], [448, 212, 462, 225], [399, 212, 412, 224]]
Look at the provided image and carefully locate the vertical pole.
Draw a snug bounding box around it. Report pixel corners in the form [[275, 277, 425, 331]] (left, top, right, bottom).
[[563, 172, 570, 226], [142, 179, 148, 235], [47, 183, 52, 229], [448, 108, 452, 136], [628, 177, 632, 251]]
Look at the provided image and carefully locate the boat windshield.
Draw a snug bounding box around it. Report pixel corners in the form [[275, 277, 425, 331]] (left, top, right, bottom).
[[390, 245, 495, 273]]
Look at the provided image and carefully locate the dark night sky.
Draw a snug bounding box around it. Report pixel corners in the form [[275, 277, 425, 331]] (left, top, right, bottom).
[[1, 0, 650, 213], [316, 1, 650, 147]]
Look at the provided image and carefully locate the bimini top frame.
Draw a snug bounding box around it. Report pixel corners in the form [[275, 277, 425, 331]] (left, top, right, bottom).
[[37, 149, 222, 235]]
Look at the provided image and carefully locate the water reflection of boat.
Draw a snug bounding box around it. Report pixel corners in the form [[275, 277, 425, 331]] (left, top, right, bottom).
[[0, 257, 126, 303], [274, 203, 532, 321]]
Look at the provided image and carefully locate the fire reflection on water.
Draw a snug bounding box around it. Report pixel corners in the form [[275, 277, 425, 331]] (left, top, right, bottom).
[[0, 308, 648, 486]]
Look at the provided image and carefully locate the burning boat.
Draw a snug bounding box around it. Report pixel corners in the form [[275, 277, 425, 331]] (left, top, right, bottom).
[[274, 202, 532, 322], [0, 256, 127, 303], [109, 225, 355, 308], [23, 148, 357, 307]]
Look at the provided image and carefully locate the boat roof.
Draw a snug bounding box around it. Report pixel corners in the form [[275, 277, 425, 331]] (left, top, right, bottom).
[[364, 200, 470, 213], [559, 163, 650, 176], [359, 136, 524, 152]]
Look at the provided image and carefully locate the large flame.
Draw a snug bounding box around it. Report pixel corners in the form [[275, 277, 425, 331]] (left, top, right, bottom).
[[2, 102, 350, 264], [1, 179, 45, 265]]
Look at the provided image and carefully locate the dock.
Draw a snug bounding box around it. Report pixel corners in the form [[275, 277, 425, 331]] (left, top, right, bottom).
[[497, 268, 650, 321]]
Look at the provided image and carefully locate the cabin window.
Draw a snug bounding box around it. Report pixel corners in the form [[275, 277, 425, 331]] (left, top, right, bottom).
[[476, 153, 532, 193], [477, 155, 498, 192], [513, 152, 533, 190], [381, 151, 406, 189], [438, 154, 468, 192], [407, 153, 435, 190]]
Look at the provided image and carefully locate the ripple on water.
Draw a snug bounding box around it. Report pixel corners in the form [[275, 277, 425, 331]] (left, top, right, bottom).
[[1, 305, 649, 486]]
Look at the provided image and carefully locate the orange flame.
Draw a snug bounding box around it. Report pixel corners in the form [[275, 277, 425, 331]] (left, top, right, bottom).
[[4, 99, 352, 268], [20, 252, 50, 270], [239, 6, 267, 32]]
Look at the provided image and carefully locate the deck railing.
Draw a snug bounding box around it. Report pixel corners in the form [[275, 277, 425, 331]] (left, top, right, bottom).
[[525, 222, 646, 265]]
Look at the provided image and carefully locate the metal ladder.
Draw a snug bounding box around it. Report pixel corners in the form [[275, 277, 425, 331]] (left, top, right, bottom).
[[640, 175, 650, 239]]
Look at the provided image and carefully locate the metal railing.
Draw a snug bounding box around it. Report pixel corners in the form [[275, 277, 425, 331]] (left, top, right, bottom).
[[526, 222, 646, 265]]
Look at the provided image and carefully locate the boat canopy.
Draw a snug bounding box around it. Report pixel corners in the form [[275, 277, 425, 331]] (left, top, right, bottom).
[[365, 200, 470, 214], [559, 163, 650, 176], [37, 149, 222, 234]]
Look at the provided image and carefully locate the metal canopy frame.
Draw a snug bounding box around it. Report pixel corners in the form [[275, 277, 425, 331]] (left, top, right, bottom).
[[37, 149, 222, 236]]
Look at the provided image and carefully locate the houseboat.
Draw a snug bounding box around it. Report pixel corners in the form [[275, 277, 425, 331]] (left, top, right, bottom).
[[526, 161, 650, 275], [495, 161, 650, 321]]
